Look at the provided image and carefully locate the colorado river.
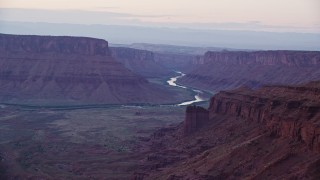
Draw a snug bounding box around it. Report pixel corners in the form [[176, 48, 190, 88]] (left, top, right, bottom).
[[1, 72, 209, 111], [167, 71, 207, 106]]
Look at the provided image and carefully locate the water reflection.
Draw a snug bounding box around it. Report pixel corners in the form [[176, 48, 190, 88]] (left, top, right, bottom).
[[167, 71, 206, 106]]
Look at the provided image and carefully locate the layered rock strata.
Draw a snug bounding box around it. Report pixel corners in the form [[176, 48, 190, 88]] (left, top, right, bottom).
[[110, 47, 172, 78], [136, 82, 320, 179], [0, 34, 177, 105], [184, 106, 209, 134], [179, 50, 320, 91], [208, 83, 320, 153]]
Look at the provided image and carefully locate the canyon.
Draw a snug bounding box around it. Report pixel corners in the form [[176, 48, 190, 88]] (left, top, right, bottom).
[[110, 47, 173, 78], [179, 51, 320, 92], [1, 33, 320, 179], [0, 34, 189, 105], [135, 82, 320, 179], [112, 43, 205, 72]]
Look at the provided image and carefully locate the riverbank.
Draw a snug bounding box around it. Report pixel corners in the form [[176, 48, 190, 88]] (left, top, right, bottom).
[[166, 71, 213, 106], [0, 71, 212, 110]]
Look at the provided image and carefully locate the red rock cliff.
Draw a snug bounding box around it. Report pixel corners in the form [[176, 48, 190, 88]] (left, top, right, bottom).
[[0, 34, 110, 56], [184, 105, 209, 134], [178, 50, 320, 92], [0, 34, 179, 105], [135, 82, 320, 179], [110, 47, 172, 78], [208, 83, 320, 152], [203, 51, 320, 66], [136, 82, 320, 179]]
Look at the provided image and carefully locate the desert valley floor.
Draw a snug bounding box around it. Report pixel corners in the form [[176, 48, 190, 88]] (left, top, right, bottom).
[[0, 103, 187, 179], [0, 71, 210, 179]]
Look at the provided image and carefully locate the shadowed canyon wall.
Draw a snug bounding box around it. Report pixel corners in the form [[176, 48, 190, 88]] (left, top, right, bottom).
[[110, 47, 173, 78], [184, 106, 209, 134], [139, 82, 320, 179], [206, 83, 320, 152], [0, 34, 179, 105], [179, 51, 320, 92]]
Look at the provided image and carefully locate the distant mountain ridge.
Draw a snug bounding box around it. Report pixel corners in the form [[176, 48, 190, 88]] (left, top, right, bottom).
[[1, 21, 319, 50], [111, 43, 239, 55]]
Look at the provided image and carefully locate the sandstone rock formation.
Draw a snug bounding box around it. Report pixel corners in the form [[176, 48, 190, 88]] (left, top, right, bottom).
[[110, 47, 172, 78], [179, 50, 320, 91], [111, 43, 213, 72], [208, 82, 320, 153], [154, 53, 198, 72], [184, 105, 209, 134], [136, 82, 320, 179], [0, 34, 181, 105]]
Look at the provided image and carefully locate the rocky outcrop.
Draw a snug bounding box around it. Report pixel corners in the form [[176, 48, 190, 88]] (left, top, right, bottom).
[[0, 154, 6, 180], [136, 82, 320, 179], [0, 34, 110, 56], [203, 51, 320, 66], [0, 34, 182, 105], [110, 47, 172, 78], [208, 83, 320, 152], [178, 50, 320, 91], [111, 43, 219, 72], [184, 106, 209, 134], [154, 53, 198, 72]]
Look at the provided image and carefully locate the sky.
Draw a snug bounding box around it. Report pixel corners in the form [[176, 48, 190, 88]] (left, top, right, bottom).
[[0, 0, 320, 33]]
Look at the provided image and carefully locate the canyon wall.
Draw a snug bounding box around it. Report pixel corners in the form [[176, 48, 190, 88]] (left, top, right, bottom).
[[178, 50, 320, 91], [203, 51, 320, 66], [0, 34, 179, 105], [184, 106, 209, 134], [207, 83, 320, 152], [110, 47, 172, 78], [0, 34, 110, 56], [154, 53, 198, 72], [137, 82, 320, 179]]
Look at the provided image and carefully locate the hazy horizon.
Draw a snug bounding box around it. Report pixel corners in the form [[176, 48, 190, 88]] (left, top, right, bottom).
[[1, 0, 319, 33], [1, 21, 319, 51], [0, 0, 319, 50]]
